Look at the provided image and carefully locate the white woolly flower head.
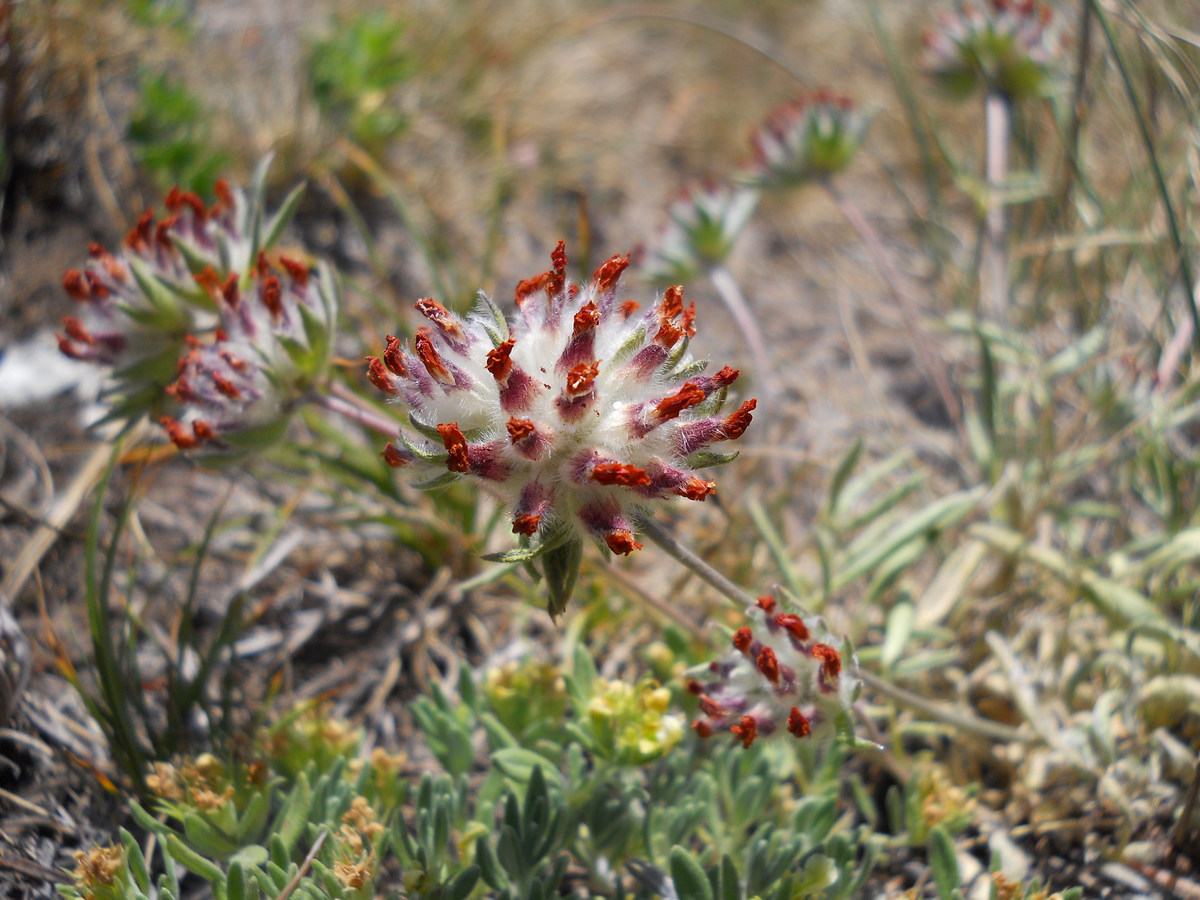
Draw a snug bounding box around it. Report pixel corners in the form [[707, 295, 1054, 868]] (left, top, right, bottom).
[[687, 594, 858, 749], [923, 0, 1067, 101], [368, 242, 757, 615]]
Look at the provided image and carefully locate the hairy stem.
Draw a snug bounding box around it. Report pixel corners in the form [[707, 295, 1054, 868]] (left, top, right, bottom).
[[315, 385, 400, 438], [634, 514, 756, 609], [708, 263, 780, 413], [983, 90, 1011, 322]]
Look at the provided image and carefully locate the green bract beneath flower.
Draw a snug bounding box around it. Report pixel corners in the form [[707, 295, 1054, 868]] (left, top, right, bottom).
[[922, 0, 1066, 102], [368, 242, 757, 615], [740, 90, 871, 189], [687, 595, 858, 749]]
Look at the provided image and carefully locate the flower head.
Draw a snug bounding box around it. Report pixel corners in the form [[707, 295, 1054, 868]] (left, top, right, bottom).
[[585, 677, 685, 765], [58, 162, 335, 453], [923, 0, 1066, 101], [367, 242, 756, 615], [71, 845, 126, 898], [158, 250, 338, 455], [640, 181, 760, 285], [687, 595, 857, 748], [740, 90, 870, 189]]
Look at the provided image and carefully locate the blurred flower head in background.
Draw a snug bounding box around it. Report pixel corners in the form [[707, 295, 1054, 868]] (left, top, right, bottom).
[[741, 90, 870, 189], [923, 0, 1067, 101], [640, 181, 760, 285]]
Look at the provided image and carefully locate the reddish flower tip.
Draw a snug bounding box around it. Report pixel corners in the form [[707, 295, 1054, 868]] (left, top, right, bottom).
[[506, 417, 536, 444], [160, 416, 199, 449], [416, 298, 463, 340], [572, 301, 600, 338], [618, 300, 640, 319], [730, 715, 758, 748], [685, 679, 704, 695], [436, 423, 471, 473], [279, 255, 310, 286], [605, 530, 643, 555], [722, 399, 757, 440], [486, 339, 515, 381], [676, 477, 716, 501], [787, 706, 811, 738], [654, 382, 706, 422], [383, 335, 407, 377], [698, 694, 725, 719], [416, 330, 453, 383], [756, 646, 780, 683], [261, 276, 283, 319], [591, 462, 651, 487], [811, 643, 841, 680], [692, 720, 714, 739], [776, 613, 810, 642], [512, 513, 542, 535], [382, 443, 409, 468], [591, 253, 630, 294], [221, 272, 240, 307], [565, 361, 600, 396], [661, 285, 684, 319], [126, 209, 155, 250], [732, 627, 754, 654], [366, 356, 396, 395], [62, 269, 90, 301], [755, 595, 777, 614], [195, 265, 221, 297]]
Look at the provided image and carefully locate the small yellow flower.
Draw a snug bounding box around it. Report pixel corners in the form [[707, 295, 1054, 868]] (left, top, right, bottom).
[[71, 845, 124, 894]]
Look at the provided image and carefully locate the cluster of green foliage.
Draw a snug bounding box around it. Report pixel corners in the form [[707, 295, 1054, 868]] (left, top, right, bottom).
[[62, 653, 877, 900]]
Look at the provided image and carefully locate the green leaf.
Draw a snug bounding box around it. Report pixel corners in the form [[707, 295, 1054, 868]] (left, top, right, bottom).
[[127, 255, 188, 328], [226, 861, 248, 900], [927, 825, 962, 900], [475, 835, 504, 889], [880, 598, 914, 672], [182, 812, 240, 858], [444, 865, 480, 900], [490, 748, 563, 788], [273, 772, 312, 855], [165, 834, 226, 886], [826, 436, 864, 519], [719, 854, 741, 900], [542, 536, 583, 619], [261, 181, 307, 253], [669, 846, 713, 900]]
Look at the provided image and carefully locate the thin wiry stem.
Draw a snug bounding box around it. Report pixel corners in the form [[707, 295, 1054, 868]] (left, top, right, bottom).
[[634, 514, 755, 609], [1091, 0, 1199, 350], [983, 90, 1012, 322], [822, 177, 965, 444], [708, 263, 779, 412], [315, 386, 399, 438]]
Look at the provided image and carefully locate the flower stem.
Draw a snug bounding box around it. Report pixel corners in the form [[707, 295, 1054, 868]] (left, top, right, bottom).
[[314, 385, 399, 438], [634, 514, 756, 609], [983, 89, 1011, 322], [708, 263, 780, 411]]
